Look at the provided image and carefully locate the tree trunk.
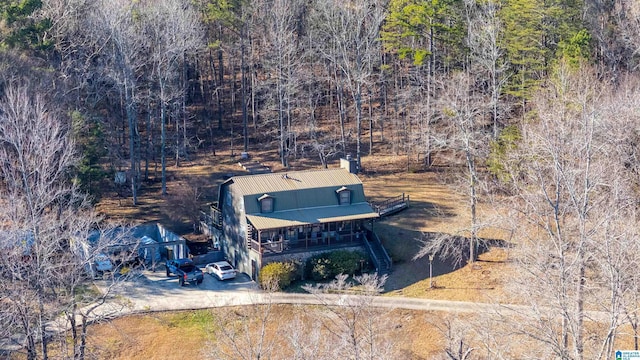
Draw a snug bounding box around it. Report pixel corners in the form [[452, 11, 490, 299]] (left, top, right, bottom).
[[336, 68, 346, 147], [39, 298, 48, 360], [356, 81, 362, 169], [125, 80, 138, 205], [68, 302, 77, 358], [79, 314, 89, 360], [241, 31, 248, 153], [208, 48, 218, 155], [368, 87, 373, 155], [573, 250, 585, 360], [26, 332, 36, 360], [145, 91, 151, 181], [160, 83, 167, 195], [466, 148, 477, 263], [279, 75, 286, 167], [217, 25, 224, 131], [175, 103, 180, 167], [182, 50, 189, 162]]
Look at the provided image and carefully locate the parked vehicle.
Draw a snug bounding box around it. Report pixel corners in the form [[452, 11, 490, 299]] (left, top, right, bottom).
[[91, 254, 114, 279], [165, 258, 204, 286], [205, 260, 237, 281]]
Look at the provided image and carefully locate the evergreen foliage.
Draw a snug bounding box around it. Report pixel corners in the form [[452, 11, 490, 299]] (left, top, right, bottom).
[[499, 0, 545, 104], [487, 124, 521, 182], [71, 111, 108, 201], [305, 250, 368, 281], [0, 0, 52, 50], [382, 0, 462, 67], [258, 261, 297, 290]]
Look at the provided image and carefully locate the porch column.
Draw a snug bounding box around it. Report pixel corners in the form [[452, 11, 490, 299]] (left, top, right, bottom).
[[350, 220, 354, 242], [305, 225, 309, 248], [258, 229, 262, 253]]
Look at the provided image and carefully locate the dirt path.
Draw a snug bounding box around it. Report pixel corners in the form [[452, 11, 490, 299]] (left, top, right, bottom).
[[84, 270, 512, 319]]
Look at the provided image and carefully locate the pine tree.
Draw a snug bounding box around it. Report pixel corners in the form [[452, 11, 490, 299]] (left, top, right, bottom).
[[0, 0, 52, 50], [500, 0, 546, 113], [382, 0, 463, 69]]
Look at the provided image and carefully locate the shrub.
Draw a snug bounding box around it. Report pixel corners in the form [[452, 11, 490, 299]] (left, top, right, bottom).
[[307, 257, 332, 281], [306, 250, 368, 281], [259, 261, 296, 291], [328, 250, 366, 275]]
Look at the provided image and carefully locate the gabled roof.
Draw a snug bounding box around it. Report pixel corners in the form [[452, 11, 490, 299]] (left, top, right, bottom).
[[227, 168, 363, 195], [223, 168, 379, 230]]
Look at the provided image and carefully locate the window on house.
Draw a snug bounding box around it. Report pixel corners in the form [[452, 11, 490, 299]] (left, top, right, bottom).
[[339, 190, 351, 205], [261, 197, 273, 213], [258, 194, 274, 213]]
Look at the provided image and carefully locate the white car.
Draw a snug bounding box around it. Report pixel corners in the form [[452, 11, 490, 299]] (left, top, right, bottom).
[[205, 261, 237, 281]]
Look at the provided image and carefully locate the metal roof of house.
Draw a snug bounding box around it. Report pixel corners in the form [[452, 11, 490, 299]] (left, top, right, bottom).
[[224, 168, 379, 229], [228, 168, 364, 196], [245, 202, 379, 230]]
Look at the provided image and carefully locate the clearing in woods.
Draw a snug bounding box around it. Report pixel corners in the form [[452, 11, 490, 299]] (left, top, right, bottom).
[[86, 151, 513, 359]]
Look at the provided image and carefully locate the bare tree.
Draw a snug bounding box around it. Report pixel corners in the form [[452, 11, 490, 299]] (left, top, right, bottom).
[[302, 273, 397, 359], [143, 0, 204, 195], [305, 129, 343, 169], [0, 83, 95, 359], [0, 83, 83, 360], [495, 64, 640, 359], [255, 0, 305, 167], [284, 315, 326, 360], [614, 0, 640, 67], [52, 221, 140, 360], [205, 290, 280, 360], [0, 82, 138, 360], [311, 0, 388, 169], [592, 75, 640, 355], [420, 72, 491, 265], [465, 0, 509, 139], [433, 316, 476, 360], [85, 0, 147, 205]]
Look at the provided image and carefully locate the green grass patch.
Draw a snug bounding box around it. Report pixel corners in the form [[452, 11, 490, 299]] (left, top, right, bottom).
[[165, 310, 214, 332]]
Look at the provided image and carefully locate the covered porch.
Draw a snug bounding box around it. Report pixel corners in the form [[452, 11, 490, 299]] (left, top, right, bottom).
[[248, 220, 368, 255], [245, 203, 378, 256]]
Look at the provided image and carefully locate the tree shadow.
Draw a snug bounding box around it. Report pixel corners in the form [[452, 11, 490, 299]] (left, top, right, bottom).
[[378, 219, 512, 293]]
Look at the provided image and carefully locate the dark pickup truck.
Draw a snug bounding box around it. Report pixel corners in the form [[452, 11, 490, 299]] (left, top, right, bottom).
[[165, 258, 204, 286]]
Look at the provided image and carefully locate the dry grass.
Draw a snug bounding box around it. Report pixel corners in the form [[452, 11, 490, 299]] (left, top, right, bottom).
[[87, 315, 203, 359], [358, 155, 513, 303], [96, 152, 515, 303], [81, 307, 445, 360], [85, 152, 516, 359]]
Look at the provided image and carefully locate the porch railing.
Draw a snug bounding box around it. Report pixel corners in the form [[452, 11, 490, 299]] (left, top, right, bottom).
[[249, 232, 365, 256], [365, 228, 392, 272], [369, 193, 409, 217], [208, 202, 222, 229]]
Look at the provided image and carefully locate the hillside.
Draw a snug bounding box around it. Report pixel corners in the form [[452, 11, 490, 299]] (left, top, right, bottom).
[[2, 0, 640, 358]]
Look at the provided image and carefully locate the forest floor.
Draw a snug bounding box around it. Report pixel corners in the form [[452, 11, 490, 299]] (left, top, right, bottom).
[[84, 148, 515, 359]]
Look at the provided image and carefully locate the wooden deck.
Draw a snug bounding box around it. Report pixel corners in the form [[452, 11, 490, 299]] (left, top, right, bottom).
[[238, 160, 271, 174], [370, 193, 410, 217]]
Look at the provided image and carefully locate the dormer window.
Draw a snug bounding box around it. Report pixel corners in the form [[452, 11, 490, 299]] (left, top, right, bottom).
[[258, 194, 274, 213], [336, 186, 351, 205]]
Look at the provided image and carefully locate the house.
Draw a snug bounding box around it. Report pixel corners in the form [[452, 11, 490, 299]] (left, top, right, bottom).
[[85, 223, 191, 272], [211, 163, 389, 279]]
